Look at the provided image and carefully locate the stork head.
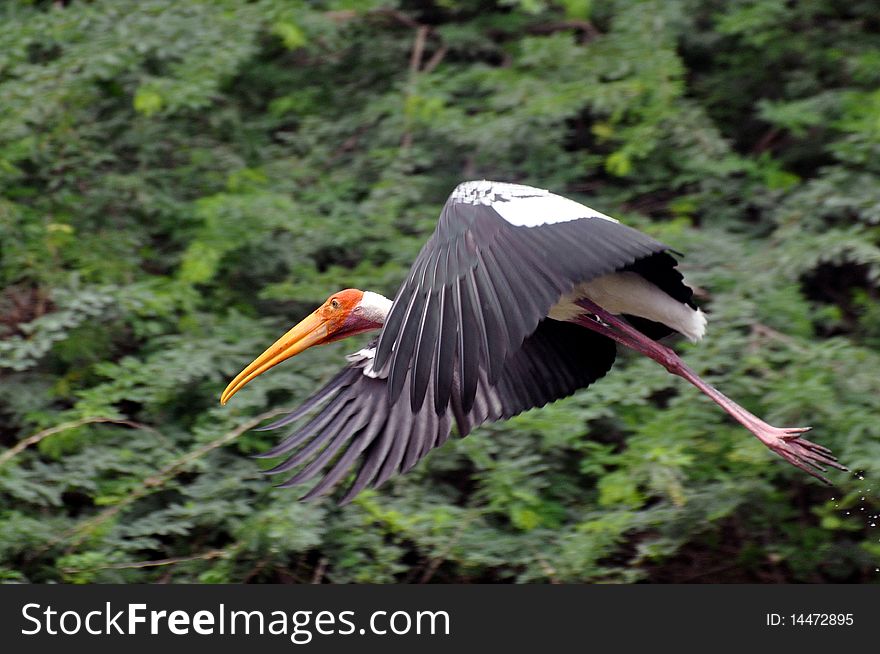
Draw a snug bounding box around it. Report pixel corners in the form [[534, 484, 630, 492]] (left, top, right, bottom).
[[220, 288, 390, 405]]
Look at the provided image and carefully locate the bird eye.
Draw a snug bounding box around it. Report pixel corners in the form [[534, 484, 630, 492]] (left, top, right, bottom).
[[330, 299, 340, 309]]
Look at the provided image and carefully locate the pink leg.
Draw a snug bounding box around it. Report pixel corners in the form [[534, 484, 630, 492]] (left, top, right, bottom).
[[574, 298, 846, 483]]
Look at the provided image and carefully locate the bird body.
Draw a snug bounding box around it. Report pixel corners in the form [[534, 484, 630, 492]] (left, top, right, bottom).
[[220, 181, 844, 501], [547, 271, 706, 342]]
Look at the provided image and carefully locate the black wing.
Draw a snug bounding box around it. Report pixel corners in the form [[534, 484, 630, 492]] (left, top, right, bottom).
[[371, 181, 667, 416], [256, 320, 616, 503]]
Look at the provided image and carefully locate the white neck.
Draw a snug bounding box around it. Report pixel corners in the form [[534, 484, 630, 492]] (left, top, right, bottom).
[[360, 291, 392, 324]]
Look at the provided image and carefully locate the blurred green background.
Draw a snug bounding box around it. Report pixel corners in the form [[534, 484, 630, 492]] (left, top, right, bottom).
[[2, 0, 879, 583]]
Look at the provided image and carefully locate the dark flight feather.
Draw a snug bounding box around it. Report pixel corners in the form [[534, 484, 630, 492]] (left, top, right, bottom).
[[259, 319, 617, 503], [370, 186, 669, 415]]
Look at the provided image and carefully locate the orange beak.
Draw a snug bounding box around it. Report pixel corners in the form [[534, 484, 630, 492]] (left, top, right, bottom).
[[220, 311, 329, 405]]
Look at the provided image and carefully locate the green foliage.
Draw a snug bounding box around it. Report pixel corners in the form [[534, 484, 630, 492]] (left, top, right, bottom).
[[1, 0, 878, 583]]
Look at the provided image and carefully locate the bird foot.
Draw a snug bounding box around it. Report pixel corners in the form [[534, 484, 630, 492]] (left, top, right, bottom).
[[754, 425, 847, 484], [570, 300, 848, 484]]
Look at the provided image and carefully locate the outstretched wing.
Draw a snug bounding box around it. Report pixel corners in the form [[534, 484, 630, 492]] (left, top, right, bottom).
[[256, 319, 616, 503], [371, 181, 667, 416]]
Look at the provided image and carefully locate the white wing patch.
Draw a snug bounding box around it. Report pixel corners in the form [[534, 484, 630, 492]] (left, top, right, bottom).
[[451, 180, 617, 227], [492, 193, 617, 227], [346, 347, 384, 379]]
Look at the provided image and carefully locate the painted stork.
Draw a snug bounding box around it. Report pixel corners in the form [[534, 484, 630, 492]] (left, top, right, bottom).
[[220, 181, 845, 502]]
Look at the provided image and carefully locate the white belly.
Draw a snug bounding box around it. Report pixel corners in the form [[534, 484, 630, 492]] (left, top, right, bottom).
[[547, 271, 707, 342]]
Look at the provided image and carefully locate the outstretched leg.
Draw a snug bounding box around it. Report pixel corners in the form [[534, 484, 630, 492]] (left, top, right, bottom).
[[574, 298, 846, 483]]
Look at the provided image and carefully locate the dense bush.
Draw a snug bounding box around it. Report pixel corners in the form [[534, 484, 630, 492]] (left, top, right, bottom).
[[1, 0, 878, 583]]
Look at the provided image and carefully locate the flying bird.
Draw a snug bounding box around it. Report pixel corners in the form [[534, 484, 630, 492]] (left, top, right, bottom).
[[220, 180, 844, 502]]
